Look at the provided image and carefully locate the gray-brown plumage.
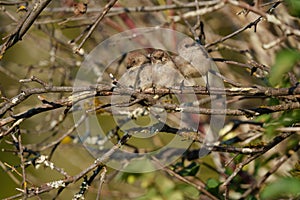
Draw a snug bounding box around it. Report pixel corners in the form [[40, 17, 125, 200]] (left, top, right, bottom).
[[122, 41, 212, 90], [120, 48, 207, 129], [150, 49, 170, 65], [125, 51, 150, 69], [150, 49, 185, 88], [122, 50, 184, 90], [123, 51, 152, 90], [176, 37, 212, 77], [175, 38, 212, 87]]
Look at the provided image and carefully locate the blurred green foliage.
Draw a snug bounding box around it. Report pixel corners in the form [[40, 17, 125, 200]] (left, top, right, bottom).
[[268, 49, 300, 87], [285, 0, 300, 17], [263, 109, 300, 137], [118, 171, 199, 200], [205, 178, 220, 197], [261, 177, 300, 199]]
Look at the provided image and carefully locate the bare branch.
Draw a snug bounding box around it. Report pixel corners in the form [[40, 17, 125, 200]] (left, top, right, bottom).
[[0, 0, 52, 59]]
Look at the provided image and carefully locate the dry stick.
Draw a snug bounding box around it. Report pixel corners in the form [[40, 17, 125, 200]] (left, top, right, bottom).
[[0, 84, 111, 118], [0, 161, 21, 185], [17, 133, 27, 197], [181, 0, 202, 42], [38, 156, 70, 178], [0, 119, 24, 138], [0, 75, 299, 120], [213, 58, 253, 71], [4, 133, 131, 199], [222, 131, 296, 199], [1, 84, 300, 128], [229, 0, 300, 39], [43, 0, 221, 14], [71, 166, 104, 199], [206, 18, 262, 48], [208, 69, 242, 87], [0, 1, 25, 6], [36, 113, 87, 151], [206, 0, 281, 48], [172, 1, 225, 22], [96, 167, 107, 200], [277, 127, 300, 132], [195, 0, 201, 30], [1, 81, 300, 119], [262, 34, 293, 49], [110, 0, 222, 14], [151, 156, 219, 200], [161, 101, 300, 116], [74, 0, 119, 53], [39, 1, 221, 26], [267, 16, 300, 37], [3, 95, 299, 132], [1, 5, 19, 22], [0, 0, 52, 59], [241, 141, 300, 198], [9, 130, 28, 197], [1, 97, 296, 196], [224, 0, 266, 17], [37, 0, 220, 25], [35, 133, 131, 198]]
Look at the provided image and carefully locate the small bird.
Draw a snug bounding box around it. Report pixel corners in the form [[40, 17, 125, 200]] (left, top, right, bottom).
[[122, 46, 211, 91], [175, 37, 213, 88], [117, 48, 207, 133], [123, 50, 183, 90], [176, 37, 211, 77], [150, 49, 184, 89], [121, 36, 214, 91], [149, 48, 209, 88], [126, 51, 150, 69], [122, 51, 152, 90], [150, 49, 170, 65]]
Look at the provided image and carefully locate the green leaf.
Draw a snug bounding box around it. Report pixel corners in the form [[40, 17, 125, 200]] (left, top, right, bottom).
[[206, 178, 219, 189], [245, 196, 258, 200], [285, 0, 300, 17], [261, 177, 300, 199], [269, 49, 300, 86], [264, 109, 300, 137], [136, 188, 159, 200], [178, 162, 200, 176], [206, 178, 220, 196]]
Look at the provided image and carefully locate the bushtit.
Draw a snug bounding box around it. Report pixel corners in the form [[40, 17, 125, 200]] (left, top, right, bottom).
[[115, 47, 207, 133], [176, 37, 212, 87], [123, 50, 184, 90], [126, 51, 149, 69], [176, 38, 211, 76], [150, 49, 185, 89], [122, 36, 214, 90], [122, 51, 151, 90]]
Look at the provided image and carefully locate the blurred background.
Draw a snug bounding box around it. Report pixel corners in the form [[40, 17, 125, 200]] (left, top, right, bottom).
[[0, 0, 300, 199]]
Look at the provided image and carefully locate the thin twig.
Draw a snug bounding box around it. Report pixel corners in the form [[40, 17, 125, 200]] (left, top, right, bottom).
[[73, 0, 119, 53], [222, 131, 296, 197], [4, 132, 132, 199], [241, 141, 300, 197], [0, 0, 52, 59], [96, 167, 107, 200], [152, 156, 219, 200]]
